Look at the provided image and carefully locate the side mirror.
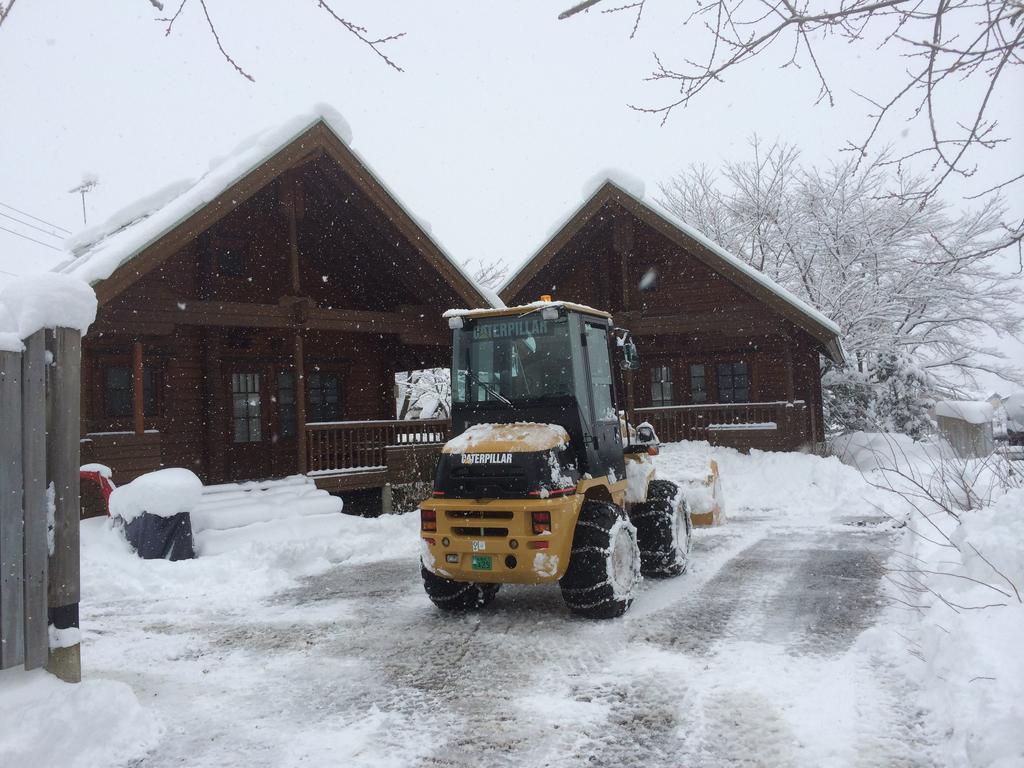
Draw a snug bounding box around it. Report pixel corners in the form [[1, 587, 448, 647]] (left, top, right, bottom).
[[621, 340, 640, 371]]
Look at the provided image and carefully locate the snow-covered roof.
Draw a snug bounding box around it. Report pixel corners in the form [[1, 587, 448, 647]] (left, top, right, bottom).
[[935, 400, 995, 425], [53, 104, 499, 309], [501, 177, 844, 361]]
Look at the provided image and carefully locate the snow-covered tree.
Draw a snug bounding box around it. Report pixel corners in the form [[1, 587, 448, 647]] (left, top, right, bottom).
[[659, 138, 1022, 434]]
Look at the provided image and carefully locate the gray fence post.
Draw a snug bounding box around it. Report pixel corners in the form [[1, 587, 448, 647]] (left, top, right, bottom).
[[22, 330, 48, 670], [0, 347, 25, 669], [46, 327, 81, 683]]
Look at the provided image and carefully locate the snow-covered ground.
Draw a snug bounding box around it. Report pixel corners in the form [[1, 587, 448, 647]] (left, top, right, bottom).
[[1, 441, 1019, 767]]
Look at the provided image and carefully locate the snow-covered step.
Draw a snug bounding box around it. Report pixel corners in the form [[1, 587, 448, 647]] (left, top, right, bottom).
[[190, 475, 342, 533]]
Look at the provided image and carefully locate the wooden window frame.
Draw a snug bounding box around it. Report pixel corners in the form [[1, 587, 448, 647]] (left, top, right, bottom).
[[649, 363, 674, 407], [305, 368, 344, 424], [231, 372, 263, 444], [688, 363, 708, 404], [716, 360, 751, 403]]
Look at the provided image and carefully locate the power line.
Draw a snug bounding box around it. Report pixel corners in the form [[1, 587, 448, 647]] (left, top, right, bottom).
[[0, 200, 71, 234], [0, 210, 64, 239], [0, 225, 63, 251]]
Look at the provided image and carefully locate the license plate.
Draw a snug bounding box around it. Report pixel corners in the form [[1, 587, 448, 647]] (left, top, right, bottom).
[[471, 555, 492, 571]]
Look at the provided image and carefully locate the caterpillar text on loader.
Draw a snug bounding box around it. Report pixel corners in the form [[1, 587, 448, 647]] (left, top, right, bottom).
[[419, 298, 692, 619]]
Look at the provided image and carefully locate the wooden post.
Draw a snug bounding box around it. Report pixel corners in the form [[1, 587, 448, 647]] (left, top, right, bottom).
[[202, 328, 226, 483], [285, 174, 302, 296], [783, 345, 795, 403], [132, 340, 144, 436], [22, 331, 48, 670], [46, 328, 81, 683], [0, 347, 25, 670], [294, 333, 307, 474]]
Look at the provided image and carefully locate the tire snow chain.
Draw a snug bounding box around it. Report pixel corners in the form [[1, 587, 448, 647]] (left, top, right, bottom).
[[432, 584, 478, 603]]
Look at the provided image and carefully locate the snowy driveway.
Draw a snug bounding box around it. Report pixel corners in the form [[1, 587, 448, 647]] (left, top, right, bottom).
[[80, 447, 938, 768]]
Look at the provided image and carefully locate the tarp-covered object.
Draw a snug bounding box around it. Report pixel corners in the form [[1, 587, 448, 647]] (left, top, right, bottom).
[[109, 468, 202, 560], [123, 511, 195, 561]]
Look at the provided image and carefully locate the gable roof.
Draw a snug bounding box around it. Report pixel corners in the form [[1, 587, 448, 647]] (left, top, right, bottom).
[[500, 180, 845, 363], [55, 106, 497, 309]]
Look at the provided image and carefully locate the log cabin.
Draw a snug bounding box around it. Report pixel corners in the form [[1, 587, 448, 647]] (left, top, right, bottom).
[[501, 180, 846, 452], [58, 111, 493, 497]]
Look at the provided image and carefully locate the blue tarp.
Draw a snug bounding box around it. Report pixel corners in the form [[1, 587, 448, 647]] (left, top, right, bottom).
[[123, 511, 195, 561]]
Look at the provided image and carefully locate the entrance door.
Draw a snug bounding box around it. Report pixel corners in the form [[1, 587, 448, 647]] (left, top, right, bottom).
[[225, 371, 271, 481]]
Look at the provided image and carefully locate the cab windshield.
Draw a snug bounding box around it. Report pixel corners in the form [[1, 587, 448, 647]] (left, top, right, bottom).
[[453, 314, 573, 404]]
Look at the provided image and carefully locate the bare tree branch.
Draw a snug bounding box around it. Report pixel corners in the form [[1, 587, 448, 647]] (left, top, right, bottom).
[[0, 0, 17, 29], [563, 0, 1024, 250], [149, 0, 405, 80]]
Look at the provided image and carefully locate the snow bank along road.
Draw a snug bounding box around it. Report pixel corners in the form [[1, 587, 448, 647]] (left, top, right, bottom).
[[73, 445, 941, 768]]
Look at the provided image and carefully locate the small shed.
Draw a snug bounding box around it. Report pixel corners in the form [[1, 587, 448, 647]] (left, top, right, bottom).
[[935, 400, 994, 458], [1004, 393, 1024, 447]]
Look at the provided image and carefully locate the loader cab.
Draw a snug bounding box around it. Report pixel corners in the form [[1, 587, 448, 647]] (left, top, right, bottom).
[[448, 302, 628, 483]]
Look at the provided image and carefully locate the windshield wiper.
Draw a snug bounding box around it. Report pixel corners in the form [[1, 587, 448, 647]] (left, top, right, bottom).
[[465, 370, 511, 405]]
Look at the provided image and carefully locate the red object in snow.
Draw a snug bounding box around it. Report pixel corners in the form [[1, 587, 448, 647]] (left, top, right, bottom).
[[80, 467, 116, 515]]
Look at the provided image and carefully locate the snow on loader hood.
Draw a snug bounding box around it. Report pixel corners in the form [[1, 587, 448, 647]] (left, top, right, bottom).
[[443, 423, 569, 454]]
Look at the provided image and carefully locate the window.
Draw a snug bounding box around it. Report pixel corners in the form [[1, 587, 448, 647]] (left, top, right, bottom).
[[452, 315, 573, 404], [689, 364, 707, 404], [584, 323, 615, 421], [307, 372, 341, 423], [231, 373, 262, 443], [650, 364, 673, 407], [103, 366, 158, 418], [277, 370, 297, 439], [717, 361, 749, 403]]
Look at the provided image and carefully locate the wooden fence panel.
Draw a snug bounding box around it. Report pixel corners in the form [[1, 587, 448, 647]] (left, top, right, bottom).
[[22, 331, 48, 670], [0, 349, 25, 669]]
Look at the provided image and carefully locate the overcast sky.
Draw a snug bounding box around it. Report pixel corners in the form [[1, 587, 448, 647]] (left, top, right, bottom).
[[0, 1, 1020, 391]]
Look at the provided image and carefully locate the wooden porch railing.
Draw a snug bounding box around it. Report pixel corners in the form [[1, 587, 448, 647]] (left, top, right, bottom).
[[635, 400, 809, 450], [306, 418, 451, 473]]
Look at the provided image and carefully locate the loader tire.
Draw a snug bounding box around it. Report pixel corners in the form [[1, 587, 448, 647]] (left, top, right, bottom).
[[631, 481, 692, 578], [559, 500, 641, 619], [421, 567, 499, 611]]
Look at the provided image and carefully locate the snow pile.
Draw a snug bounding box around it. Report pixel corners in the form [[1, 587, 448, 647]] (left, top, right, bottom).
[[0, 273, 96, 351], [625, 459, 656, 504], [884, 486, 1024, 767], [0, 668, 161, 768], [0, 301, 19, 352], [935, 400, 994, 424], [830, 430, 947, 473], [841, 431, 1024, 766], [444, 422, 569, 453], [108, 468, 202, 524], [190, 476, 343, 556]]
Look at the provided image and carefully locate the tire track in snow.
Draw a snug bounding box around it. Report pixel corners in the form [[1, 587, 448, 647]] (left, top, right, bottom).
[[554, 522, 937, 767]]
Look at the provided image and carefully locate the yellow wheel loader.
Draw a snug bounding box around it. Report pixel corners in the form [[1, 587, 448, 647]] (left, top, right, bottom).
[[419, 299, 692, 619]]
